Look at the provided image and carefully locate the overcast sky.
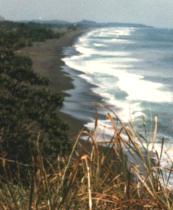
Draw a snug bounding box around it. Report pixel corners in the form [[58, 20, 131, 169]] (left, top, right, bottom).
[[0, 0, 173, 28]]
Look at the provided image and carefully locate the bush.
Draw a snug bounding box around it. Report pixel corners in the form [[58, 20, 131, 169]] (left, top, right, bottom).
[[0, 22, 70, 180]]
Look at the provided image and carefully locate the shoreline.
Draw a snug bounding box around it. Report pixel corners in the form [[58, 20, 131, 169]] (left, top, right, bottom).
[[19, 29, 85, 137]]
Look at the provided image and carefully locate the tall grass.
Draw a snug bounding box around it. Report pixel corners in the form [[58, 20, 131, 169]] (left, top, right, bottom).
[[0, 111, 173, 209]]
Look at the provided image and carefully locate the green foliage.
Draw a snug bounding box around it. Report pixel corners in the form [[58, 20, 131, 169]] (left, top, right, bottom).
[[0, 21, 70, 174], [0, 21, 63, 50], [0, 48, 49, 85]]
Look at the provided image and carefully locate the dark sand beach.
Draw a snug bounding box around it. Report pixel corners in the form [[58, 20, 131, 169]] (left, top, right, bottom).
[[18, 30, 85, 137]]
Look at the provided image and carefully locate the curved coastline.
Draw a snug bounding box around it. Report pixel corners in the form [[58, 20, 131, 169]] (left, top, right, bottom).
[[18, 29, 86, 136]]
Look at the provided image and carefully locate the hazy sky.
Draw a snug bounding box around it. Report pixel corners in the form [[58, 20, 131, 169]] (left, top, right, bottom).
[[0, 0, 173, 28]]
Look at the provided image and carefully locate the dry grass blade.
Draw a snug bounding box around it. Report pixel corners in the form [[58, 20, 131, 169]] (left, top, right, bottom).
[[0, 110, 173, 209], [81, 155, 92, 210]]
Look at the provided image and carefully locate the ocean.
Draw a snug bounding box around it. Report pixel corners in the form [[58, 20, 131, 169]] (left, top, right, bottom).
[[62, 26, 173, 186], [62, 26, 173, 140]]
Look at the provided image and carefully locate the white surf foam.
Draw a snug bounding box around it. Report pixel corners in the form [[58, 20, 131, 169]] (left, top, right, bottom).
[[74, 45, 131, 57], [94, 27, 136, 38], [63, 27, 173, 122], [63, 27, 173, 187], [63, 55, 173, 104]]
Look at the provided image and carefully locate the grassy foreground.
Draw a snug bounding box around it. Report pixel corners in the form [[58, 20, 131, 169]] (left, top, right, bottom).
[[0, 110, 173, 210], [1, 20, 173, 210]]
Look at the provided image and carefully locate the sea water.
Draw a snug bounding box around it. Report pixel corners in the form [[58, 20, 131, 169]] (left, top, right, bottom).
[[62, 26, 173, 185]]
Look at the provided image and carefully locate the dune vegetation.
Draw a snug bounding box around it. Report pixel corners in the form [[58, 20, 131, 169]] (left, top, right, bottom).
[[0, 21, 70, 175], [1, 110, 173, 210], [0, 21, 173, 210]]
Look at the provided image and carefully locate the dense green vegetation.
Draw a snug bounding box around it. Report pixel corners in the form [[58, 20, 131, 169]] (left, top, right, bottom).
[[0, 21, 63, 49], [0, 21, 70, 179]]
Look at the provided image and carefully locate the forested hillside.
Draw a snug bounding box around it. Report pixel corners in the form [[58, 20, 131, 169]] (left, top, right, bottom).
[[0, 21, 70, 179]]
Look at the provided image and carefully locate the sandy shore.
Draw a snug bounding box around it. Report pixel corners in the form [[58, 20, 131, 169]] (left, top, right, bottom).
[[19, 29, 85, 137]]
